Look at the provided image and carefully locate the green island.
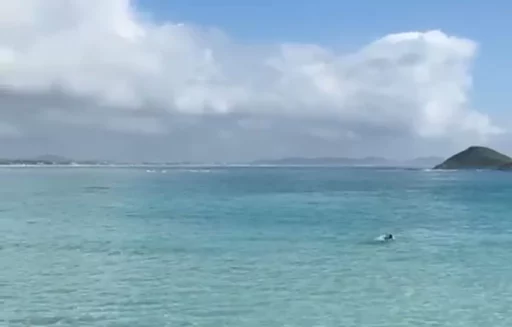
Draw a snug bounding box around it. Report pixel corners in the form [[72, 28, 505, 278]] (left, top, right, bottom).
[[433, 146, 512, 170]]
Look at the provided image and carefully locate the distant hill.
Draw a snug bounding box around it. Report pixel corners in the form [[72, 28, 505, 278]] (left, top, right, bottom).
[[31, 155, 72, 163], [0, 153, 447, 168], [403, 156, 445, 168], [252, 157, 390, 166], [251, 156, 443, 167], [433, 146, 512, 170]]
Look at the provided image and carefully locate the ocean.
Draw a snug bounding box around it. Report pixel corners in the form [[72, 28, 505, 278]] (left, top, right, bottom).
[[1, 166, 512, 326]]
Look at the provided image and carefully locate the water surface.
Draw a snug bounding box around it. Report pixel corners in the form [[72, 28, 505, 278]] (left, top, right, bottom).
[[1, 167, 512, 326]]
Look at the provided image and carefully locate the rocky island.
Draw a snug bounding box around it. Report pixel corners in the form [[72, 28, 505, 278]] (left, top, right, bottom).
[[433, 146, 512, 170]]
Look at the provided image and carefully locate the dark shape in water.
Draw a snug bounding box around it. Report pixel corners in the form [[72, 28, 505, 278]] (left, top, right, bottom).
[[384, 233, 393, 241]]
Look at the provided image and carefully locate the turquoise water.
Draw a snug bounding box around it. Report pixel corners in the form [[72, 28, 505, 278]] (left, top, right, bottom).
[[1, 166, 512, 326]]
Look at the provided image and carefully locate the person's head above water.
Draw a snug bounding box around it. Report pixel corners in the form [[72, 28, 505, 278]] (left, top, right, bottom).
[[384, 234, 393, 240]]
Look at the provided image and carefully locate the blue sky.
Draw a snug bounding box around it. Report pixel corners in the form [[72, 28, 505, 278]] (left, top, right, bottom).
[[136, 0, 511, 115]]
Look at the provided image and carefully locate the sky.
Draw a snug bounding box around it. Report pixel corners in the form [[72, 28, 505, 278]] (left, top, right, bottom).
[[0, 0, 511, 162]]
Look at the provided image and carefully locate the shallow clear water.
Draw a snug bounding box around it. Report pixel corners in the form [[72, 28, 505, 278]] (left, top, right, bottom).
[[1, 166, 512, 326]]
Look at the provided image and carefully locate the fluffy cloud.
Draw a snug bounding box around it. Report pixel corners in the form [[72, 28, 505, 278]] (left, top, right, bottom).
[[0, 0, 504, 160]]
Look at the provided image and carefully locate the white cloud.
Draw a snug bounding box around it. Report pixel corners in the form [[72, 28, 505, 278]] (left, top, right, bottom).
[[0, 0, 504, 159]]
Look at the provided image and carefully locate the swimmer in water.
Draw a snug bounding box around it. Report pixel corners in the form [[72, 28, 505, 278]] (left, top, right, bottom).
[[383, 234, 393, 241]]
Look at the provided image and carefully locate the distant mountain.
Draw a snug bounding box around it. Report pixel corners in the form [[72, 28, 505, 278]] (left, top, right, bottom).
[[0, 154, 447, 168], [31, 155, 72, 163], [251, 156, 391, 166], [251, 156, 444, 167], [433, 146, 512, 170], [404, 156, 445, 168]]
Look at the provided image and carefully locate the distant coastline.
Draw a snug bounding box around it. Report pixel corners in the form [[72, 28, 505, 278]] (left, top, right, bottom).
[[250, 156, 443, 168], [0, 154, 444, 168], [0, 155, 109, 166]]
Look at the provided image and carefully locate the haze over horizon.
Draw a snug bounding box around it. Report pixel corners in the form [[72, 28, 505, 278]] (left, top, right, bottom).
[[1, 1, 511, 162]]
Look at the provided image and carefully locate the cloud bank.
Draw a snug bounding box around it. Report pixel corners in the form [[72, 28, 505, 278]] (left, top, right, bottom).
[[0, 0, 504, 161]]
